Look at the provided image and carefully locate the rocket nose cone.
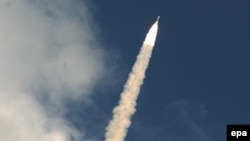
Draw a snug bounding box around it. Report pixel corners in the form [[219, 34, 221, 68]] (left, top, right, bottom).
[[157, 16, 160, 21]]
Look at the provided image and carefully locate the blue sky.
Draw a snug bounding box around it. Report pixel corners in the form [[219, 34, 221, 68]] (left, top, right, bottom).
[[89, 0, 250, 141], [0, 0, 249, 141]]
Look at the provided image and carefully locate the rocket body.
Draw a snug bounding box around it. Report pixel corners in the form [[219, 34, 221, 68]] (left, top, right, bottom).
[[143, 17, 159, 46]]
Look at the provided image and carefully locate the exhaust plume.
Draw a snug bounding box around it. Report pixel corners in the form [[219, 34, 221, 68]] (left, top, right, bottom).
[[105, 17, 159, 141]]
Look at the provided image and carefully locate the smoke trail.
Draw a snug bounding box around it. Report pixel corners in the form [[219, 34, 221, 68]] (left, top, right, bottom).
[[105, 18, 159, 141]]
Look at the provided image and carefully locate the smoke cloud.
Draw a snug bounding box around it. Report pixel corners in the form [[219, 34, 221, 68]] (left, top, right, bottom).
[[0, 0, 107, 141]]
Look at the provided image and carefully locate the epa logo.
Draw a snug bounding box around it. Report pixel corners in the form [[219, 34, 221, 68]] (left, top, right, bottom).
[[227, 125, 250, 141], [231, 131, 247, 138]]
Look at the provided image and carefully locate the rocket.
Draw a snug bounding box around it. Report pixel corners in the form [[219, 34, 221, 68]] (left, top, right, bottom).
[[143, 16, 159, 46], [104, 16, 160, 141]]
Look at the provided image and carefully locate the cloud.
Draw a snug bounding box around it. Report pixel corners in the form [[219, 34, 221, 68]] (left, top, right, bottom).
[[164, 99, 211, 141], [0, 0, 108, 140]]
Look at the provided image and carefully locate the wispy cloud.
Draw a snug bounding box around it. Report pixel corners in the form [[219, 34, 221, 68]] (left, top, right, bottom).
[[165, 99, 211, 141], [0, 0, 107, 141]]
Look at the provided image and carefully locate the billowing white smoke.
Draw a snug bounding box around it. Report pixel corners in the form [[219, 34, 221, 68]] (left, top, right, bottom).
[[0, 0, 106, 141], [105, 20, 159, 141]]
